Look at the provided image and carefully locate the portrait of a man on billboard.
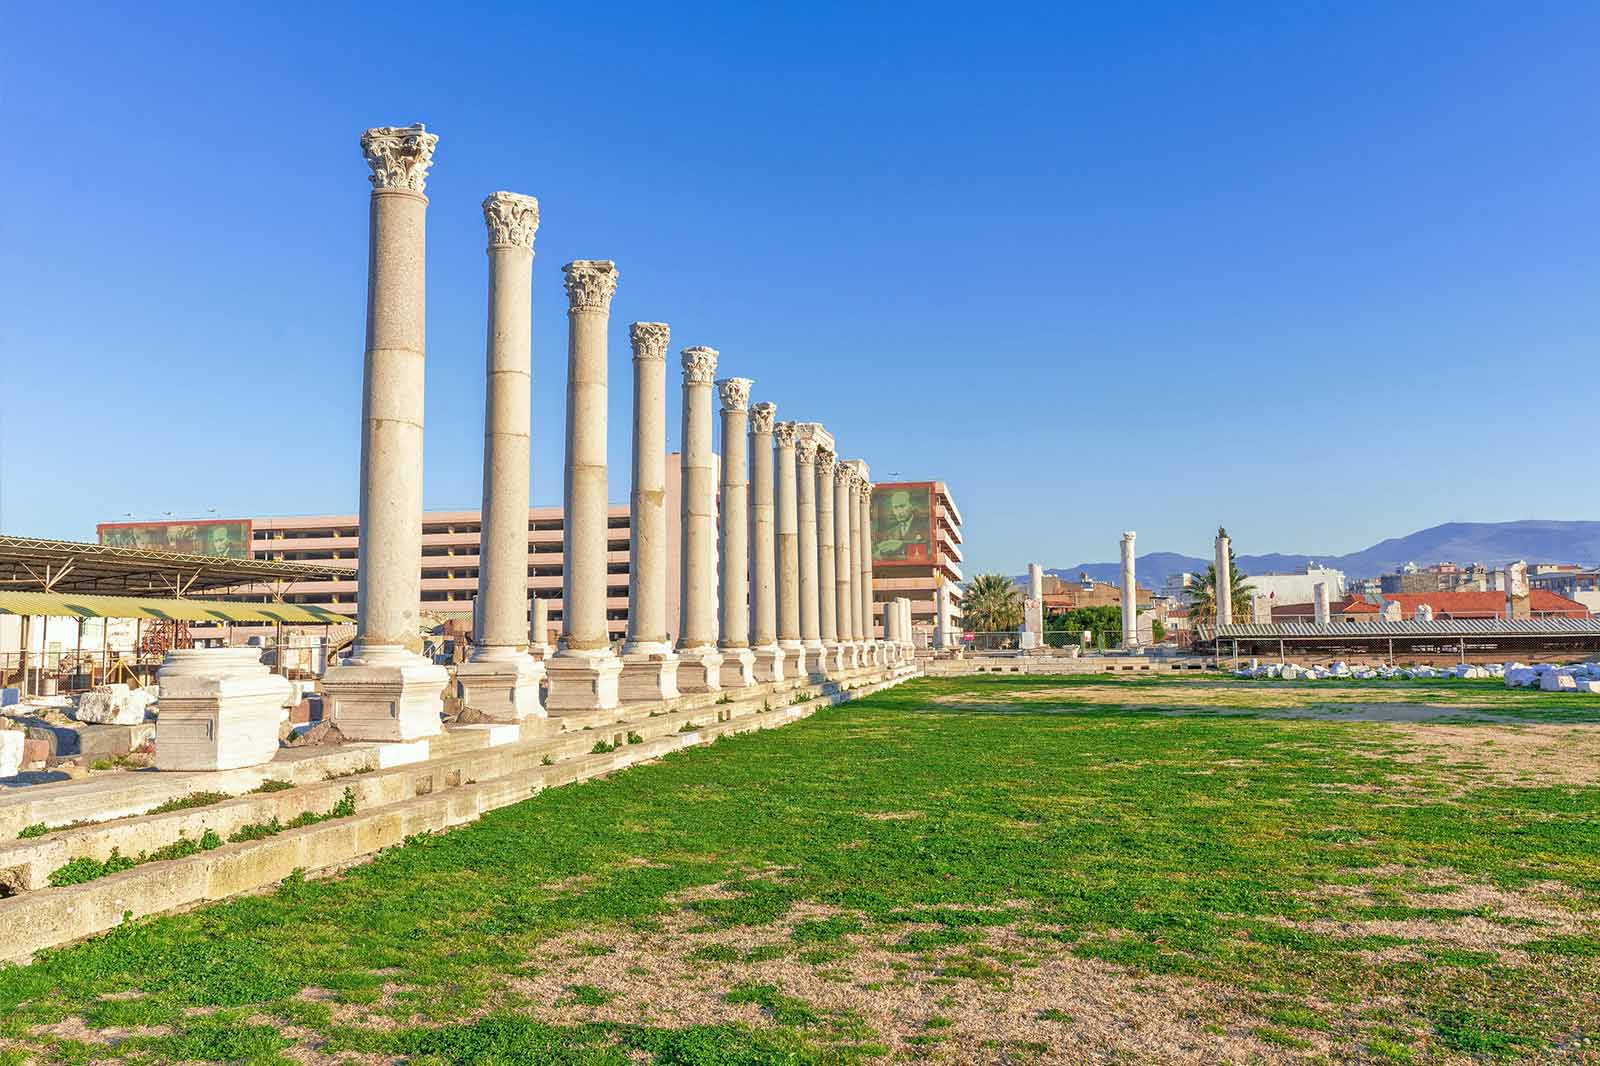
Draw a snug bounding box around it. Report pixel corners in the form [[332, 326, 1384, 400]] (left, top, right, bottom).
[[97, 519, 252, 559], [872, 485, 933, 564]]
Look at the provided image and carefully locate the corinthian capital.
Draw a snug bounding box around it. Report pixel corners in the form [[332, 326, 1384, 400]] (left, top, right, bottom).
[[773, 420, 798, 447], [482, 192, 539, 248], [563, 260, 618, 314], [816, 449, 836, 477], [681, 346, 718, 384], [835, 459, 856, 484], [795, 438, 818, 465], [717, 377, 752, 412], [750, 402, 777, 434], [630, 322, 670, 361], [858, 478, 874, 502], [361, 124, 438, 193]]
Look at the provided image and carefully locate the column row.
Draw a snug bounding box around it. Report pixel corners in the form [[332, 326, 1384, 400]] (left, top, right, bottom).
[[325, 123, 893, 739]]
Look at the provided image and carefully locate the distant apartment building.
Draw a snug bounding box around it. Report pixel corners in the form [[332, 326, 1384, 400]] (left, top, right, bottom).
[[870, 481, 963, 642]]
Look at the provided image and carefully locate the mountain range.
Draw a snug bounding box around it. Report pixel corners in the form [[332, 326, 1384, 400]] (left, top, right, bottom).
[[1026, 521, 1600, 591]]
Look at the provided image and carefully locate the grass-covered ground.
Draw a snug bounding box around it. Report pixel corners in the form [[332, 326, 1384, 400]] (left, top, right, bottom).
[[2, 673, 1598, 1064]]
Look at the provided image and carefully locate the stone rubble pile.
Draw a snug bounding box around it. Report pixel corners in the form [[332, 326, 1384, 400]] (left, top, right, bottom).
[[73, 684, 157, 725], [1231, 659, 1600, 692]]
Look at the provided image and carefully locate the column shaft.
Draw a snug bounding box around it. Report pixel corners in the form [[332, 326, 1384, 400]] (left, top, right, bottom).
[[717, 378, 755, 687], [748, 404, 783, 681], [618, 322, 679, 701], [833, 463, 854, 663], [545, 259, 622, 711], [816, 450, 838, 662], [325, 123, 447, 743], [676, 347, 723, 690], [1121, 532, 1137, 649], [457, 192, 544, 719], [796, 439, 822, 655], [774, 423, 805, 673], [624, 324, 671, 651]]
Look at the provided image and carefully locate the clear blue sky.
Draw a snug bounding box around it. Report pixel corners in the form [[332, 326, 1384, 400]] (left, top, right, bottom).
[[4, 3, 1597, 576]]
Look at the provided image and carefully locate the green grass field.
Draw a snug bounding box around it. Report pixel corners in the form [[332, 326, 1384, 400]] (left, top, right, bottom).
[[2, 674, 1597, 1064]]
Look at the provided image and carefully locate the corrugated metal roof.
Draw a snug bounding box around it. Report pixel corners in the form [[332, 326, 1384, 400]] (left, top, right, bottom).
[[0, 590, 352, 625], [1205, 618, 1600, 639]]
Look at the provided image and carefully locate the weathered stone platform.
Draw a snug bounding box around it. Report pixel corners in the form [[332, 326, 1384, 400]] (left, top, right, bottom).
[[0, 662, 916, 963]]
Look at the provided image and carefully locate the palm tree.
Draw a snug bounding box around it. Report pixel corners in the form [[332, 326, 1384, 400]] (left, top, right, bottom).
[[961, 573, 1024, 639], [1185, 538, 1254, 625]]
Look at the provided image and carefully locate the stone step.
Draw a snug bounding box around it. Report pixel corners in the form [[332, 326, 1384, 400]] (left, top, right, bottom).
[[0, 666, 916, 962], [0, 667, 883, 839]]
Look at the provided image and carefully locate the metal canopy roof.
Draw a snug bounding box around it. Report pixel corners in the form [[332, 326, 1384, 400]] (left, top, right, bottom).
[[1207, 618, 1600, 640], [0, 590, 352, 625], [0, 535, 353, 596]]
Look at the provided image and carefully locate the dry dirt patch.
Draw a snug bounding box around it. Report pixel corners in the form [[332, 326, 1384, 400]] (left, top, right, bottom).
[[1384, 723, 1600, 786], [485, 900, 1340, 1064]]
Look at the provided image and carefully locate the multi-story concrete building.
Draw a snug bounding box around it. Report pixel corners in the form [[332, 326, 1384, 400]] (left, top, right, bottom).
[[115, 458, 692, 646], [869, 480, 963, 644]]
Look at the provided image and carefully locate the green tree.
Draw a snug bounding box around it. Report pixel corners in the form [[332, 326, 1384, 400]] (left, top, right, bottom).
[[1046, 605, 1122, 648], [1185, 530, 1254, 625], [961, 573, 1024, 637]]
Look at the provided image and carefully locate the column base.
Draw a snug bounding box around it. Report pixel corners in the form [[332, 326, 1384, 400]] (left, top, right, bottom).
[[822, 641, 847, 676], [803, 641, 827, 679], [718, 647, 757, 689], [751, 644, 786, 683], [780, 641, 807, 677], [323, 644, 448, 742], [676, 646, 724, 693], [155, 648, 292, 771], [455, 649, 545, 720], [544, 649, 623, 713], [620, 643, 681, 702], [841, 642, 861, 670]]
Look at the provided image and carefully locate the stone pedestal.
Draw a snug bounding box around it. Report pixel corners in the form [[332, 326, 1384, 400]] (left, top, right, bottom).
[[544, 650, 623, 712], [155, 648, 292, 771], [676, 647, 724, 693], [619, 643, 680, 702], [324, 645, 448, 741], [455, 650, 544, 720], [718, 647, 756, 689]]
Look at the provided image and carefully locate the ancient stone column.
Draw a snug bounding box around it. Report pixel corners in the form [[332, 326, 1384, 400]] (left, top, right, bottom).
[[1215, 527, 1233, 627], [858, 476, 876, 666], [1120, 532, 1138, 650], [814, 447, 840, 673], [457, 192, 544, 721], [833, 460, 857, 669], [1026, 562, 1045, 647], [619, 322, 680, 701], [934, 581, 951, 650], [676, 346, 724, 691], [843, 461, 867, 663], [882, 599, 897, 650], [1313, 581, 1331, 626], [795, 435, 823, 670], [530, 597, 550, 659], [748, 403, 784, 683], [324, 123, 448, 742], [545, 260, 623, 711], [716, 377, 757, 688], [774, 422, 806, 676]]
